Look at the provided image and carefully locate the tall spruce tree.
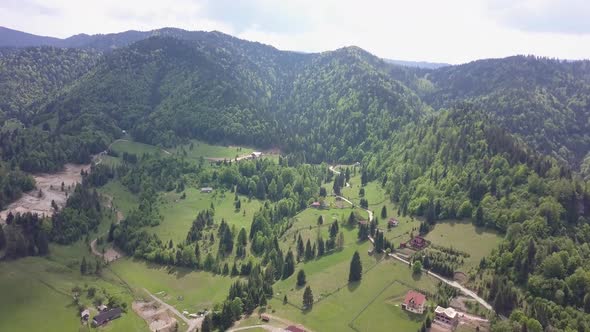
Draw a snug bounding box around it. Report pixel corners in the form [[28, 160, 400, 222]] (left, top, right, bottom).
[[303, 286, 314, 309], [297, 269, 306, 287], [349, 251, 362, 282]]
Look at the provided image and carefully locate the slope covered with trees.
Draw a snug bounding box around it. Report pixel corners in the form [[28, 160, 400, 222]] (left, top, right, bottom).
[[415, 56, 590, 166]]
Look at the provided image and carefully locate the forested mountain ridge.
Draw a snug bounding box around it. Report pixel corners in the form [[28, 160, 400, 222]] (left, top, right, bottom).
[[0, 47, 101, 121], [34, 38, 426, 164], [412, 56, 590, 165]]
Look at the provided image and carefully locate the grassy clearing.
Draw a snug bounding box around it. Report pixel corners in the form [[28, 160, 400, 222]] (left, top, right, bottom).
[[110, 140, 165, 156], [267, 259, 436, 332], [425, 221, 502, 272], [98, 181, 139, 217], [152, 187, 263, 244], [265, 205, 437, 332], [110, 258, 235, 313], [173, 140, 255, 161]]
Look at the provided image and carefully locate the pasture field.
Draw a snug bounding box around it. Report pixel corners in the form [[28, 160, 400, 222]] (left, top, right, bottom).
[[261, 204, 437, 332], [266, 258, 436, 332], [110, 139, 166, 156], [424, 221, 502, 272], [99, 180, 139, 217], [152, 187, 263, 244], [173, 140, 254, 161], [0, 247, 148, 332], [110, 258, 235, 313]]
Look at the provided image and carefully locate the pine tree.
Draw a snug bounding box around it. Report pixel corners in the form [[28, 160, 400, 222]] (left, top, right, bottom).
[[337, 232, 345, 250], [475, 206, 484, 226], [349, 251, 362, 282], [297, 269, 306, 287], [283, 250, 295, 279], [381, 205, 387, 219], [283, 294, 288, 304], [317, 237, 325, 256], [296, 235, 304, 262], [201, 315, 213, 332], [80, 256, 88, 275], [304, 239, 314, 260], [303, 286, 314, 309]]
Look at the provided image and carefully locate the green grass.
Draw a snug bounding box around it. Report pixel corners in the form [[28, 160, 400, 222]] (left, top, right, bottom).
[[151, 187, 263, 244], [265, 205, 437, 332], [425, 220, 502, 272], [99, 181, 139, 217], [110, 258, 235, 312], [173, 140, 255, 161], [0, 248, 148, 332], [110, 140, 165, 156], [267, 258, 436, 332]]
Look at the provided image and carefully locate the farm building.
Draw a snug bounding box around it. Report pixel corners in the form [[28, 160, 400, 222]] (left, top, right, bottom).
[[92, 308, 122, 327], [434, 306, 459, 328], [402, 290, 426, 314], [261, 313, 270, 322], [388, 218, 399, 227], [98, 304, 108, 311], [310, 201, 321, 208], [409, 236, 428, 249], [201, 187, 213, 193], [252, 151, 263, 158], [80, 309, 90, 321]]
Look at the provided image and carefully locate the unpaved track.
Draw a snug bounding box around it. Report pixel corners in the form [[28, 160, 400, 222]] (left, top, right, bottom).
[[341, 156, 495, 313], [328, 165, 373, 221], [144, 289, 202, 332], [387, 252, 493, 311]]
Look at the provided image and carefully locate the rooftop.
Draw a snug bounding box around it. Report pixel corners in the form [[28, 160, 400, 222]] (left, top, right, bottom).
[[434, 306, 458, 319], [403, 290, 426, 307]]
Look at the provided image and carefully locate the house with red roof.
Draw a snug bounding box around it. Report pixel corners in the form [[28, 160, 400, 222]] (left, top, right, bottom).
[[409, 236, 428, 249], [402, 290, 426, 314]]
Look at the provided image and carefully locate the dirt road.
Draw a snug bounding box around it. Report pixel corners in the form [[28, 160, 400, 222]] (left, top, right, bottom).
[[144, 289, 202, 332], [328, 165, 373, 221], [388, 252, 494, 311]]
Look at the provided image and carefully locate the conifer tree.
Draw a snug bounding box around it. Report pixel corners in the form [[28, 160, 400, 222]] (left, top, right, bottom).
[[348, 251, 362, 282], [297, 269, 306, 287]]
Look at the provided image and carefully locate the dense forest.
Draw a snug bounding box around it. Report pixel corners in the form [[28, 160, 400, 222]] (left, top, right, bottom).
[[1, 28, 590, 331]]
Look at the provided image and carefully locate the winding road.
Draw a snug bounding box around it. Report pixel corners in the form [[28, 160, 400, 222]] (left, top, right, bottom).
[[334, 162, 495, 312]]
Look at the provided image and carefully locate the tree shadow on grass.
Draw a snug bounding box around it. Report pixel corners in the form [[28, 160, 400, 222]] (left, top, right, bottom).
[[347, 281, 361, 292], [411, 272, 423, 282]]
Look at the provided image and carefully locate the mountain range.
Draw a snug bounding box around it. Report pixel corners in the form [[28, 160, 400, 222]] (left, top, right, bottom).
[[1, 26, 588, 171]]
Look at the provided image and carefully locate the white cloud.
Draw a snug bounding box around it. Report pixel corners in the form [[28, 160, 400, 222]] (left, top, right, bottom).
[[1, 0, 589, 63]]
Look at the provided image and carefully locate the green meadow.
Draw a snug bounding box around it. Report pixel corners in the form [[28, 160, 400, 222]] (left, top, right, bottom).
[[425, 220, 502, 272]]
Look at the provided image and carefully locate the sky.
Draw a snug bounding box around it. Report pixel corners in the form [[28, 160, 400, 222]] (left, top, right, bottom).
[[1, 0, 589, 64]]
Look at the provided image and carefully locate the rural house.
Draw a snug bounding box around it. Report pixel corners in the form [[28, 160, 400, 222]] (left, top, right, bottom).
[[434, 306, 459, 328], [310, 201, 321, 209], [388, 218, 399, 227], [201, 187, 213, 193], [80, 309, 90, 321], [92, 308, 122, 327], [409, 236, 428, 249], [402, 290, 426, 314], [252, 151, 263, 158]]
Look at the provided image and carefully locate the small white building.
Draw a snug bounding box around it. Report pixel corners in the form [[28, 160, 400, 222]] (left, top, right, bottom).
[[201, 187, 213, 193], [252, 152, 263, 158], [81, 309, 90, 320]]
